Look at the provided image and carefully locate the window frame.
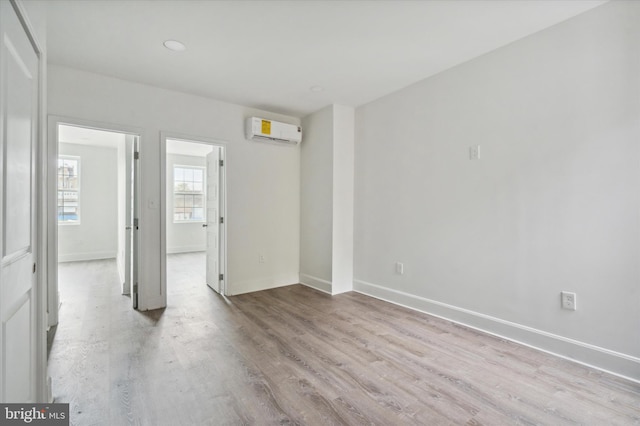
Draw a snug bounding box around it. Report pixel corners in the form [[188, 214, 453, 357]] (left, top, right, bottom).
[[172, 164, 206, 224], [57, 155, 81, 225]]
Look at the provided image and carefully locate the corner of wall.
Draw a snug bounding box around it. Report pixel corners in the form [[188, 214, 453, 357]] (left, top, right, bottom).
[[300, 273, 332, 294], [331, 105, 355, 294]]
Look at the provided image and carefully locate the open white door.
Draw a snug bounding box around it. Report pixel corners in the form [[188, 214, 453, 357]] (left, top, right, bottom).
[[205, 148, 221, 293], [0, 0, 40, 402]]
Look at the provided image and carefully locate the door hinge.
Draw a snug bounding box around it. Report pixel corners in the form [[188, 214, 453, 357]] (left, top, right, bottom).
[[220, 217, 224, 224], [33, 263, 36, 274], [219, 274, 224, 281], [134, 218, 139, 229], [133, 283, 138, 293], [219, 159, 224, 167], [134, 151, 140, 160]]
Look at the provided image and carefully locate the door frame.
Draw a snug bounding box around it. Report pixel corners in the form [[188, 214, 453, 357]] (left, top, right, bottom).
[[160, 132, 228, 300], [47, 116, 143, 325]]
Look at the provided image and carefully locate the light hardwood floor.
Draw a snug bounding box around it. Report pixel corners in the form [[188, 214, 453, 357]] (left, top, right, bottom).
[[49, 254, 640, 425]]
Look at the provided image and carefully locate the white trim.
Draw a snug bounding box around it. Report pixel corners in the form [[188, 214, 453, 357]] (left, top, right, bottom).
[[46, 118, 59, 328], [160, 132, 228, 302], [58, 251, 116, 263], [167, 246, 205, 254], [353, 279, 640, 384], [299, 273, 332, 294], [230, 274, 300, 296]]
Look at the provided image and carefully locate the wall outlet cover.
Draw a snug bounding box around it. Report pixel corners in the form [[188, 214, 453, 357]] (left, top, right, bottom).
[[561, 291, 577, 311]]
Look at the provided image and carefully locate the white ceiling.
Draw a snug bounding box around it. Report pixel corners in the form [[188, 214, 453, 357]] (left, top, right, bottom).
[[46, 0, 607, 118], [167, 139, 214, 157], [58, 124, 124, 148]]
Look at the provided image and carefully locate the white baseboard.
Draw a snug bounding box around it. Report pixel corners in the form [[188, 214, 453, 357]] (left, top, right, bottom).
[[299, 273, 332, 294], [353, 279, 640, 383], [230, 273, 300, 296], [58, 251, 116, 263], [167, 246, 206, 254]]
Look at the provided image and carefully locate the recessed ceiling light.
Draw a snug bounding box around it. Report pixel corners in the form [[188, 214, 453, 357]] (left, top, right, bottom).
[[163, 40, 186, 52], [310, 85, 323, 93]]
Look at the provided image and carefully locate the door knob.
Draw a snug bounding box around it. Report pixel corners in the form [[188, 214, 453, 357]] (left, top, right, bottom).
[[202, 224, 208, 228]]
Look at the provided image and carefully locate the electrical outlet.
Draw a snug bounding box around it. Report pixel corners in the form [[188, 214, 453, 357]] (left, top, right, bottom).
[[395, 262, 404, 275], [469, 145, 481, 160], [561, 291, 577, 311]]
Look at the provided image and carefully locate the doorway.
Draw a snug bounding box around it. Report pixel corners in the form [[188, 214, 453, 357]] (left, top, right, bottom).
[[48, 119, 140, 327], [162, 136, 226, 302]]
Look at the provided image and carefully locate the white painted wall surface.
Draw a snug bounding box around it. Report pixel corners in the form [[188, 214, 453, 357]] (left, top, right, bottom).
[[331, 105, 355, 294], [300, 105, 355, 295], [300, 106, 333, 291], [48, 65, 301, 306], [166, 153, 207, 253], [354, 1, 640, 380], [58, 142, 118, 262], [19, 0, 47, 49]]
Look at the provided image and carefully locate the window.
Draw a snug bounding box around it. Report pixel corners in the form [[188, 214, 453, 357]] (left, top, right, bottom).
[[173, 165, 205, 222], [58, 156, 80, 223]]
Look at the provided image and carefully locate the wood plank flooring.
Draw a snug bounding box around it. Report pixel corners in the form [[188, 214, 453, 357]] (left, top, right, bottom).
[[48, 254, 640, 425]]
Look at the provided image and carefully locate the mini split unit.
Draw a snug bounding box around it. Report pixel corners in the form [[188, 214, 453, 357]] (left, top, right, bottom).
[[245, 117, 302, 145]]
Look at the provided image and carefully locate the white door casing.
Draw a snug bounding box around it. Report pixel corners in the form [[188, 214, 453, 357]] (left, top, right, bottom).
[[122, 135, 134, 295], [48, 119, 141, 322], [160, 135, 227, 305], [206, 148, 221, 293], [131, 137, 139, 308], [0, 0, 40, 402]]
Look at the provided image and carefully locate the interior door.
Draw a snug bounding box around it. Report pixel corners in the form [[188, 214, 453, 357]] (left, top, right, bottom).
[[205, 148, 221, 293], [0, 0, 40, 402]]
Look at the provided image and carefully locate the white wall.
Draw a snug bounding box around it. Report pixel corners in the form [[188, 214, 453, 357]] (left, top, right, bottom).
[[331, 105, 355, 295], [58, 142, 119, 262], [354, 1, 640, 380], [300, 106, 333, 291], [166, 153, 207, 253], [300, 105, 355, 295], [19, 1, 47, 49], [48, 65, 301, 307]]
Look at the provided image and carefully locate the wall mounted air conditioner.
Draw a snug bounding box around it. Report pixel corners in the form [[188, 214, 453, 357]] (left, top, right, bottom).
[[245, 117, 302, 145]]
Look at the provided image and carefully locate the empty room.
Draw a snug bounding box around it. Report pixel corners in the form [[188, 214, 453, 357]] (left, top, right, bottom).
[[1, 0, 638, 425]]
